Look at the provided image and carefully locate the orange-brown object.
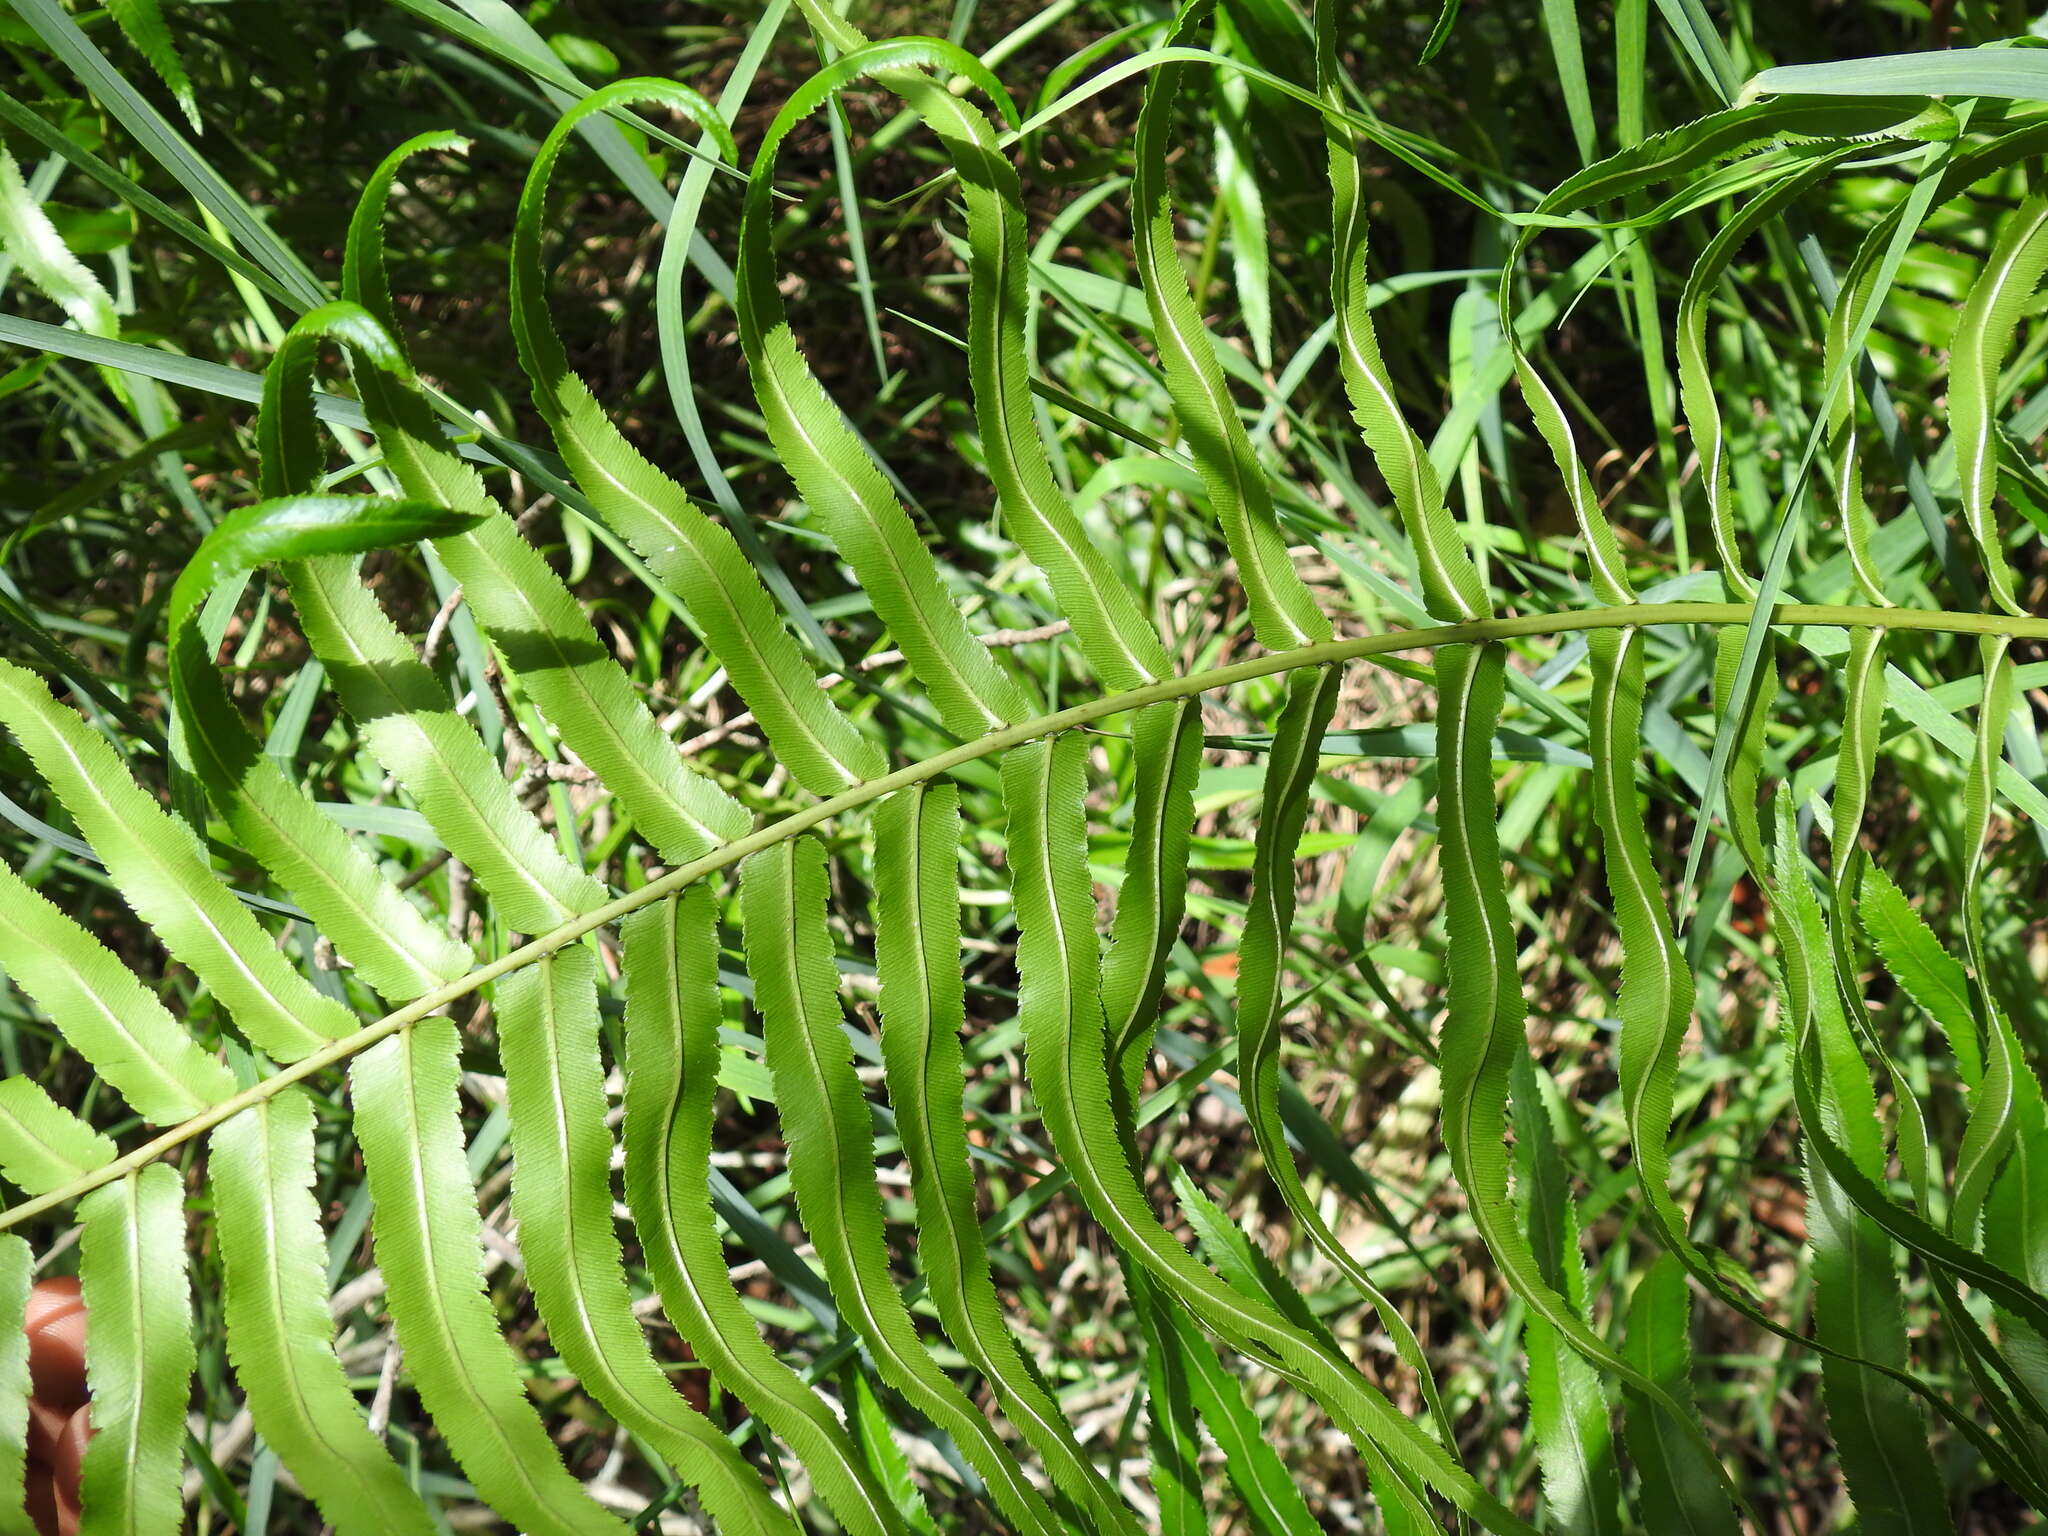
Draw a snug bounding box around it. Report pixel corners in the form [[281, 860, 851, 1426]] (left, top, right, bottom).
[[21, 1278, 88, 1536]]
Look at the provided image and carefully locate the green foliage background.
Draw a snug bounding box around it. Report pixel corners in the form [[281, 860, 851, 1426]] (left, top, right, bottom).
[[1, 0, 2047, 1532]]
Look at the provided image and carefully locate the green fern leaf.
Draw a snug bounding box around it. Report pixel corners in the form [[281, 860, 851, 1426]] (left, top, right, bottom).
[[734, 41, 1034, 740], [511, 82, 887, 798], [619, 889, 910, 1536], [1511, 1052, 1623, 1536], [1772, 798, 1952, 1533], [102, 0, 198, 131], [781, 9, 1174, 696], [210, 1091, 436, 1536], [1950, 198, 2048, 616], [0, 1236, 30, 1536], [1860, 866, 1979, 1086], [498, 946, 798, 1536], [742, 833, 1066, 1536], [76, 1166, 191, 1536], [1231, 665, 1461, 1460], [1435, 638, 1742, 1508], [0, 1080, 113, 1199], [1316, 0, 1487, 624], [871, 784, 1139, 1535], [338, 155, 752, 865], [163, 490, 479, 1000], [1133, 1, 1329, 651], [350, 1019, 630, 1535], [0, 659, 353, 1062], [1003, 735, 1535, 1534], [0, 862, 236, 1122], [248, 310, 608, 933], [1101, 700, 1204, 1090], [1618, 1256, 1737, 1536], [0, 144, 118, 341]]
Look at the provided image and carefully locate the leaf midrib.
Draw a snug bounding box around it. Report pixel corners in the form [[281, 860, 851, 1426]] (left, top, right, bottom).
[[11, 598, 2048, 1228]]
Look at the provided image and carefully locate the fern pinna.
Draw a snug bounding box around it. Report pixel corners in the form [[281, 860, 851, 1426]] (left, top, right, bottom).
[[3, 0, 2048, 1530]]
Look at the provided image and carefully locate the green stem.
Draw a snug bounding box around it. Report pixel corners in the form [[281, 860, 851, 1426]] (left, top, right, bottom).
[[6, 599, 2042, 1229]]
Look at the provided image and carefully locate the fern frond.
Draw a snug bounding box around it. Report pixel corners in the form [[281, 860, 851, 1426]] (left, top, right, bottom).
[[499, 947, 799, 1536], [734, 42, 1033, 740], [1952, 200, 2048, 615], [872, 784, 1139, 1535], [0, 1081, 113, 1198], [0, 862, 236, 1123], [1618, 1257, 1737, 1535], [164, 492, 479, 1000], [13, 15, 2048, 1524], [351, 1019, 630, 1535], [512, 83, 887, 798], [210, 1092, 436, 1536], [743, 834, 1065, 1536], [0, 1238, 30, 1536], [620, 889, 911, 1536], [1134, 2, 1329, 652], [76, 1167, 190, 1536], [0, 659, 353, 1062]]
